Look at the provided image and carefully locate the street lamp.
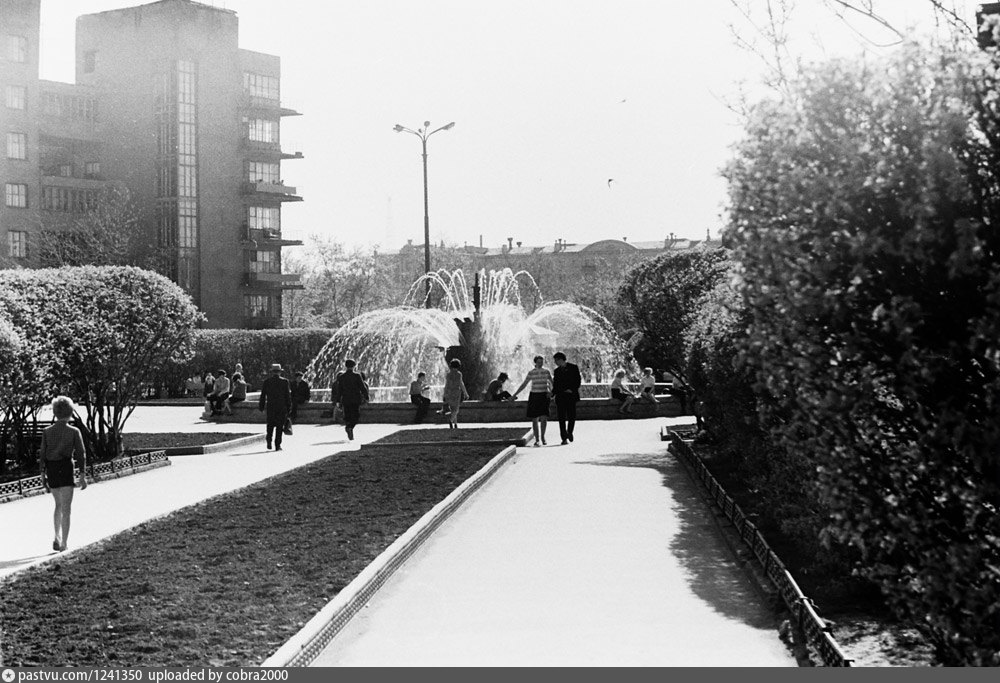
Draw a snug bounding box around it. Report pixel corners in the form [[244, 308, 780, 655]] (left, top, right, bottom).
[[393, 120, 455, 307]]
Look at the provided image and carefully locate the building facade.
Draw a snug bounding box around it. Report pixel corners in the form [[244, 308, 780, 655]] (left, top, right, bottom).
[[0, 0, 303, 329]]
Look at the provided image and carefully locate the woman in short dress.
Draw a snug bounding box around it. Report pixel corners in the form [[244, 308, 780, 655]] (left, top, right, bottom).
[[38, 396, 88, 552], [442, 358, 470, 429], [511, 355, 553, 446], [610, 369, 636, 414]]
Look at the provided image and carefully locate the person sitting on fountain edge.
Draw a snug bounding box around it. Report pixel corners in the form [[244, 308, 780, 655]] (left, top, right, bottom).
[[484, 372, 512, 401], [331, 359, 369, 441], [409, 371, 431, 423]]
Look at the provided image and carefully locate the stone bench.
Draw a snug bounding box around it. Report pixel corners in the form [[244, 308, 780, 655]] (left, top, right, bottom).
[[216, 395, 687, 424]]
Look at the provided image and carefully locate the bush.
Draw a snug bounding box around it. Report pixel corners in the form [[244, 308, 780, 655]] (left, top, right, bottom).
[[0, 266, 202, 461], [160, 328, 336, 392], [723, 42, 1000, 665]]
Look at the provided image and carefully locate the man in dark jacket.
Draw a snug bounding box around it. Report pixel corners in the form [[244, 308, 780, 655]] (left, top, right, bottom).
[[286, 371, 311, 434], [552, 351, 582, 445], [259, 363, 292, 451], [330, 358, 369, 441]]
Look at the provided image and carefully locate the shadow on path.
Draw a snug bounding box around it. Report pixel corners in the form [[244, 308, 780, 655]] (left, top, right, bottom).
[[578, 450, 780, 631]]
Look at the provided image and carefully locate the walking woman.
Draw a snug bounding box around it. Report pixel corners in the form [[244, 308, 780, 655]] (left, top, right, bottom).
[[442, 358, 470, 429], [511, 355, 553, 446], [38, 396, 87, 552]]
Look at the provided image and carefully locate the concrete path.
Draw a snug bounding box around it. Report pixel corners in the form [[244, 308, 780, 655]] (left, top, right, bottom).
[[2, 408, 796, 666], [311, 417, 797, 667], [0, 406, 398, 580]]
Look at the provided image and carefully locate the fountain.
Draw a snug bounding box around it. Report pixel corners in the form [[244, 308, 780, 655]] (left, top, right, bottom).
[[304, 268, 635, 401]]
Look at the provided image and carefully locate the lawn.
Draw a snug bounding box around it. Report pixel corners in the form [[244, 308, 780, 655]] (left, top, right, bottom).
[[0, 442, 506, 666], [368, 426, 529, 446]]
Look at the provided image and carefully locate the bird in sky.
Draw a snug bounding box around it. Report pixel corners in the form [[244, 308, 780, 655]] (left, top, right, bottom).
[[608, 178, 614, 187]]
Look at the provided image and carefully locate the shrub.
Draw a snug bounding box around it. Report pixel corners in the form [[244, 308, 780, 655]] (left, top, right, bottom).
[[723, 42, 1000, 664], [0, 267, 202, 461]]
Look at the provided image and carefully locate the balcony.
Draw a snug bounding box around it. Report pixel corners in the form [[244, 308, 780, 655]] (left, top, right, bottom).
[[240, 226, 304, 248], [243, 94, 302, 117], [242, 271, 304, 290], [241, 180, 303, 202], [40, 175, 108, 190]]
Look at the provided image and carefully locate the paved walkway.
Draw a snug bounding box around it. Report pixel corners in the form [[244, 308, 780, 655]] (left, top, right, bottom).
[[311, 418, 796, 666], [1, 408, 796, 666], [0, 407, 398, 580]]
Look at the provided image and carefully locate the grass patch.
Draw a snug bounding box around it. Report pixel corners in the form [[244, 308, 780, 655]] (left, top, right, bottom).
[[0, 443, 505, 666], [369, 427, 529, 446]]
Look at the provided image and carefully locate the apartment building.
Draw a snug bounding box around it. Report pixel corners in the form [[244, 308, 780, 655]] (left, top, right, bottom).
[[0, 0, 303, 328]]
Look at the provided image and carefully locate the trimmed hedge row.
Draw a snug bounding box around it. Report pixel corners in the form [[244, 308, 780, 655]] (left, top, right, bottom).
[[156, 328, 336, 393]]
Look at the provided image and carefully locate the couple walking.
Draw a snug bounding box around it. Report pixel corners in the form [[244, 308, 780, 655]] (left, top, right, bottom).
[[511, 351, 581, 446]]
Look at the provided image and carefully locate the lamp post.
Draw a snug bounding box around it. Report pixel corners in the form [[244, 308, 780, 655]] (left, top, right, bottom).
[[393, 120, 455, 307]]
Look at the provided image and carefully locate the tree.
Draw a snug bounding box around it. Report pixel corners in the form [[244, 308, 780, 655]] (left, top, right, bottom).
[[35, 185, 168, 271], [617, 247, 732, 395], [723, 40, 1000, 665], [0, 267, 203, 461]]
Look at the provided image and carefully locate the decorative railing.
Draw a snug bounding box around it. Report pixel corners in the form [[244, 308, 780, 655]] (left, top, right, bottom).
[[0, 450, 170, 504], [667, 431, 853, 667]]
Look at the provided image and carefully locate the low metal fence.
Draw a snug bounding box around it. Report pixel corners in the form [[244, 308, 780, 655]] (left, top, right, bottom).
[[0, 450, 169, 503], [668, 430, 853, 667]]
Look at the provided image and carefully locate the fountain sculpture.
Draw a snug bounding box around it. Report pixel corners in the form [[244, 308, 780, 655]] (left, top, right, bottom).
[[304, 268, 634, 401]]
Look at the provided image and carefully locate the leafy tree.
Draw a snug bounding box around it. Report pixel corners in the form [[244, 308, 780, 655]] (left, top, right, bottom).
[[617, 247, 732, 396], [35, 185, 168, 271], [723, 41, 1000, 665], [0, 267, 203, 461]]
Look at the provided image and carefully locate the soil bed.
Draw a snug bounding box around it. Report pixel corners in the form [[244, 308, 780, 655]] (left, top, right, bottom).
[[0, 443, 503, 666], [122, 433, 255, 453], [369, 427, 529, 446]]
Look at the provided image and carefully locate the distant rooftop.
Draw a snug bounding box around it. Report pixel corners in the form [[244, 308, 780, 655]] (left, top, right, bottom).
[[80, 0, 236, 19]]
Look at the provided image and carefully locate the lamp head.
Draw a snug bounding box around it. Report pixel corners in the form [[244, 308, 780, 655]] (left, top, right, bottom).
[[424, 120, 431, 128], [442, 122, 455, 130], [393, 124, 404, 132]]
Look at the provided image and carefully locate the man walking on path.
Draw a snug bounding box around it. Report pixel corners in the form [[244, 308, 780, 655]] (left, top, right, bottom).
[[552, 351, 581, 445], [259, 363, 292, 451], [331, 359, 369, 441], [287, 371, 311, 434]]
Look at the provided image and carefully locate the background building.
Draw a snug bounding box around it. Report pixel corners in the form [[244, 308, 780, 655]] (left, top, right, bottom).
[[0, 0, 303, 329]]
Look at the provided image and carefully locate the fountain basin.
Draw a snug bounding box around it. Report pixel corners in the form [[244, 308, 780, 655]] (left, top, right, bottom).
[[218, 393, 687, 425]]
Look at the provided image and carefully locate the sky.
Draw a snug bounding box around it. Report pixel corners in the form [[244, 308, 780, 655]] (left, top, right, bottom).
[[36, 0, 979, 252]]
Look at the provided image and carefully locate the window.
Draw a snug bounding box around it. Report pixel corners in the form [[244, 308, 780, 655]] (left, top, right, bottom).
[[243, 72, 279, 101], [7, 230, 27, 258], [84, 161, 100, 178], [248, 250, 277, 273], [5, 35, 27, 63], [179, 165, 197, 197], [5, 183, 27, 208], [178, 199, 197, 248], [4, 85, 25, 110], [83, 50, 96, 73], [247, 206, 279, 230], [6, 132, 26, 160], [58, 164, 72, 177], [246, 118, 277, 143], [244, 294, 275, 319], [178, 253, 195, 291], [41, 187, 96, 213], [247, 161, 280, 184]]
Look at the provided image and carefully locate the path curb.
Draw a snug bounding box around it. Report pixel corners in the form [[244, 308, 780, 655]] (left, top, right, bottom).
[[260, 443, 519, 667], [154, 433, 266, 456]]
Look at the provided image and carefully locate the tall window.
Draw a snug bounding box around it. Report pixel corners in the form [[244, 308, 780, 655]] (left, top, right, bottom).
[[5, 183, 27, 208], [84, 161, 100, 178], [4, 35, 27, 63], [246, 118, 277, 143], [6, 132, 26, 160], [178, 199, 197, 248], [248, 206, 279, 230], [4, 85, 25, 110], [7, 230, 27, 258], [243, 72, 279, 100], [247, 161, 280, 184]]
